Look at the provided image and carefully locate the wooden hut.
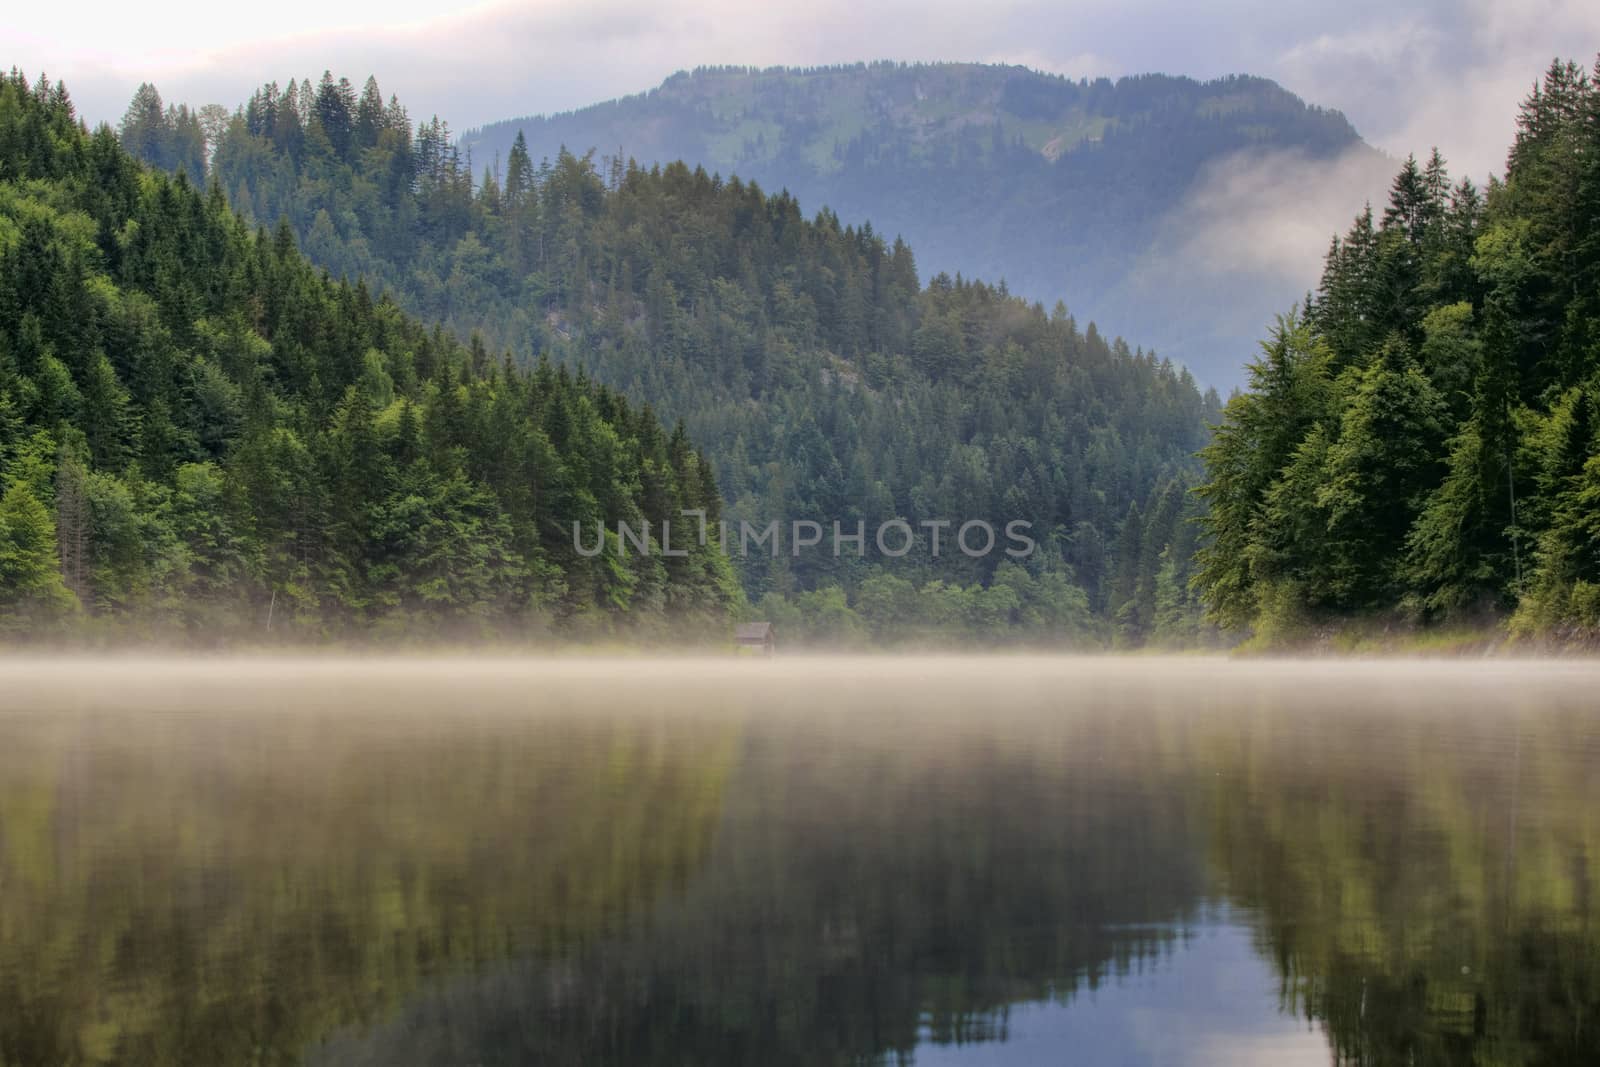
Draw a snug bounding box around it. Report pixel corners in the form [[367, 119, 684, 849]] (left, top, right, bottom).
[[735, 621, 777, 656]]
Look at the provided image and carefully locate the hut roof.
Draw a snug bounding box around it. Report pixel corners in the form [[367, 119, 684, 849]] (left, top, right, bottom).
[[735, 622, 774, 641]]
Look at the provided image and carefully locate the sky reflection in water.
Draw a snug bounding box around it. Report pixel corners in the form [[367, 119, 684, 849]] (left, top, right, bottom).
[[0, 656, 1595, 1066]]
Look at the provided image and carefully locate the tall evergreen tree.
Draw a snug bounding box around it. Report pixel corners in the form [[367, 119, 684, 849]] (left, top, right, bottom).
[[1198, 55, 1600, 639]]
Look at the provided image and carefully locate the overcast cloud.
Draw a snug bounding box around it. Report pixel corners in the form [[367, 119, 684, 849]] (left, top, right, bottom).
[[8, 0, 1596, 370], [9, 0, 1597, 179]]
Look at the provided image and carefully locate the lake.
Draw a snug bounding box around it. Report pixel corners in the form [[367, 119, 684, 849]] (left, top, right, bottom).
[[0, 656, 1596, 1065]]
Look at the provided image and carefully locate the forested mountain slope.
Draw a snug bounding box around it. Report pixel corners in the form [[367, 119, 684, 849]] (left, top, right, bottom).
[[460, 63, 1380, 386], [120, 71, 1226, 644], [0, 71, 736, 641], [1194, 57, 1600, 642]]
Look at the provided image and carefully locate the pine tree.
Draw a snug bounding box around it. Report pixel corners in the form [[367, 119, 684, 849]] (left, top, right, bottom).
[[0, 477, 75, 627], [505, 131, 535, 209], [1198, 57, 1600, 638], [1194, 311, 1330, 628], [118, 83, 169, 170], [1317, 343, 1445, 608], [314, 72, 356, 160], [355, 76, 385, 150]]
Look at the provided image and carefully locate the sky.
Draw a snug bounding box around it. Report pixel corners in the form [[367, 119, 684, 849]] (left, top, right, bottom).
[[8, 0, 1598, 181]]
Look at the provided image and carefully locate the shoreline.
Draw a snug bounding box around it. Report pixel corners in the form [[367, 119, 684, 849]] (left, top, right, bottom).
[[0, 642, 1596, 661]]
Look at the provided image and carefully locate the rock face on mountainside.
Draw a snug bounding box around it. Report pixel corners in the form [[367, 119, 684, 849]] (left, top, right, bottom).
[[462, 63, 1386, 386]]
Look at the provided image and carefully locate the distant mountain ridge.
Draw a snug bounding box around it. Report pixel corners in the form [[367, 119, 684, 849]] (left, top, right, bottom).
[[462, 62, 1384, 386], [102, 67, 1227, 642]]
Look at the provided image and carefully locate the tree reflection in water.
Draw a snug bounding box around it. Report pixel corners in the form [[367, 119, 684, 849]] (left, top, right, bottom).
[[0, 659, 1595, 1065]]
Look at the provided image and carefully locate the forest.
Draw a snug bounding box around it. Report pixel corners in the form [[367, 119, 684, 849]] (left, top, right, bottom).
[[1194, 57, 1600, 642], [0, 71, 737, 641], [110, 71, 1223, 646], [12, 54, 1600, 645], [459, 63, 1375, 386]]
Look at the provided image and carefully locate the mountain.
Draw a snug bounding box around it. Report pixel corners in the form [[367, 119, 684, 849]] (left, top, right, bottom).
[[0, 71, 737, 641], [461, 62, 1384, 387], [116, 72, 1226, 645], [1194, 57, 1600, 640]]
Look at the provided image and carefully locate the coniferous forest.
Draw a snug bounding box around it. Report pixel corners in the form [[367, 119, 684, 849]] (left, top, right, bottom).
[[6, 17, 1600, 1067], [6, 55, 1600, 646], [0, 72, 737, 642], [458, 63, 1375, 388], [107, 71, 1223, 646], [1194, 58, 1600, 643]]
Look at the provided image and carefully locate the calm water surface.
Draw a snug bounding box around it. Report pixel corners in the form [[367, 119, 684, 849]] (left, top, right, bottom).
[[0, 656, 1596, 1066]]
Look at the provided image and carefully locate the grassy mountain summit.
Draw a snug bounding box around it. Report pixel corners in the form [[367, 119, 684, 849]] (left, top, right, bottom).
[[465, 62, 1354, 176], [462, 62, 1380, 386]]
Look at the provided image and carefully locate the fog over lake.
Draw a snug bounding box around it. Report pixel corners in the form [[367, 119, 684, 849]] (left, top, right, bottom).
[[0, 656, 1596, 1065]]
